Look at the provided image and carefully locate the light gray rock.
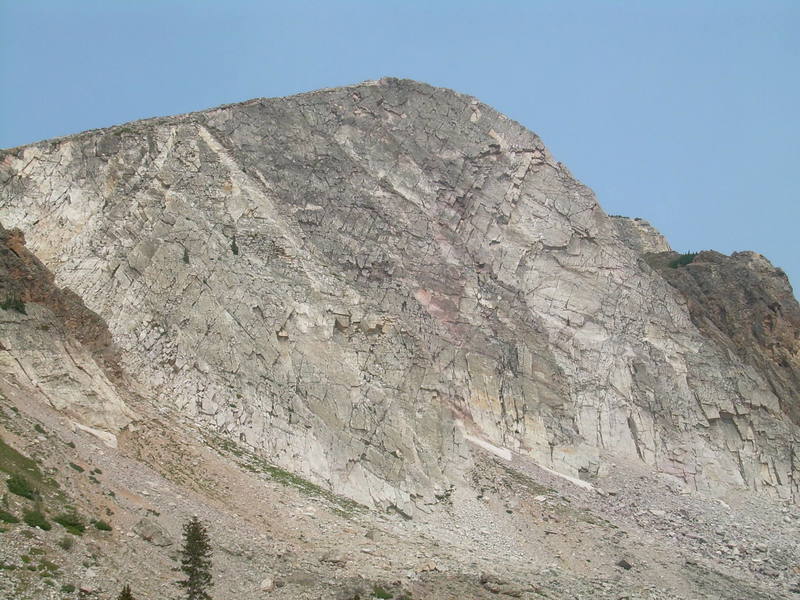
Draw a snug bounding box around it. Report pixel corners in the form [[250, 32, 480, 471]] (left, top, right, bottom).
[[259, 577, 274, 591], [611, 216, 672, 254], [0, 225, 135, 439], [1, 78, 797, 511], [133, 517, 173, 547]]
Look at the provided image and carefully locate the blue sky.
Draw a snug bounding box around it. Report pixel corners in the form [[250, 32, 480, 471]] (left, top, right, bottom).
[[2, 0, 798, 289]]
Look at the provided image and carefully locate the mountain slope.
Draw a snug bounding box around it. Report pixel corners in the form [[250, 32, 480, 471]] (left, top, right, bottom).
[[1, 78, 800, 599], [1, 78, 798, 514]]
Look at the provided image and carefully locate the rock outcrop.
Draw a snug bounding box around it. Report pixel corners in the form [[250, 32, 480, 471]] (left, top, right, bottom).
[[647, 250, 800, 427], [0, 224, 135, 437], [611, 215, 672, 254], [1, 78, 798, 509]]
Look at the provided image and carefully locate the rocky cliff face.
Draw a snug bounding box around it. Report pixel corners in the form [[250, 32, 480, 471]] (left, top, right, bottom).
[[647, 250, 800, 426], [611, 215, 672, 254], [0, 224, 134, 439], [1, 78, 798, 510]]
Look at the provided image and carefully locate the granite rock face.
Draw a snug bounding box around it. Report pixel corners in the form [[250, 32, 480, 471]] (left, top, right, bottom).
[[1, 78, 797, 509], [0, 224, 135, 440], [611, 215, 672, 254]]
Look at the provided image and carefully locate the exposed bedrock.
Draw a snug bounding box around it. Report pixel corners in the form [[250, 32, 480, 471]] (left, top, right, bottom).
[[1, 78, 797, 510]]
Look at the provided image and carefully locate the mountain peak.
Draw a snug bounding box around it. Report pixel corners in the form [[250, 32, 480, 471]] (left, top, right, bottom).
[[1, 80, 798, 600]]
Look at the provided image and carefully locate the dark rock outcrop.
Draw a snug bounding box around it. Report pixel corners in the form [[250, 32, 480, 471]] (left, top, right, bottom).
[[648, 250, 800, 425]]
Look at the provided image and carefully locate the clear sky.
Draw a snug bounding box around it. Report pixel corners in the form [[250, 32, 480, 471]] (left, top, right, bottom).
[[2, 0, 798, 289]]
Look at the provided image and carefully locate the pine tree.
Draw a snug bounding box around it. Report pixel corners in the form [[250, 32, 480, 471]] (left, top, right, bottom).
[[178, 516, 213, 600], [117, 584, 134, 600]]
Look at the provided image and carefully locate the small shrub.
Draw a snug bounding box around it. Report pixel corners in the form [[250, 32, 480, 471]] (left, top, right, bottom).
[[65, 441, 76, 449], [231, 235, 239, 256], [93, 519, 112, 531], [57, 535, 74, 550], [37, 558, 59, 575], [0, 296, 26, 314], [68, 462, 84, 473], [53, 512, 85, 535], [23, 510, 51, 530], [183, 247, 190, 264], [0, 508, 19, 523], [61, 583, 76, 593], [372, 585, 392, 599], [33, 424, 46, 434], [668, 252, 698, 268], [91, 468, 102, 475], [7, 474, 36, 499]]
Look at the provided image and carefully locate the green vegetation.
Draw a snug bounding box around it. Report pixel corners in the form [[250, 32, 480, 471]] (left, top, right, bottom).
[[372, 585, 393, 599], [33, 424, 46, 435], [7, 474, 36, 500], [231, 235, 239, 256], [206, 433, 365, 518], [53, 512, 86, 535], [669, 252, 698, 268], [183, 247, 190, 264], [61, 583, 76, 593], [0, 508, 19, 523], [0, 296, 26, 314], [93, 519, 112, 531], [0, 437, 40, 475], [37, 558, 59, 576], [1, 436, 57, 501], [57, 535, 75, 550], [178, 516, 213, 600], [497, 462, 552, 497], [68, 462, 85, 473], [23, 510, 51, 530], [117, 584, 135, 600]]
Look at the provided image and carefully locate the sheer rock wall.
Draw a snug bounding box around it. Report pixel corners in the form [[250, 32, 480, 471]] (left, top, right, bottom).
[[1, 78, 797, 509]]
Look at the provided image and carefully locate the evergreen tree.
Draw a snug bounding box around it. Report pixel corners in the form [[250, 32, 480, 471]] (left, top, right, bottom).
[[178, 516, 213, 600], [117, 584, 134, 600]]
